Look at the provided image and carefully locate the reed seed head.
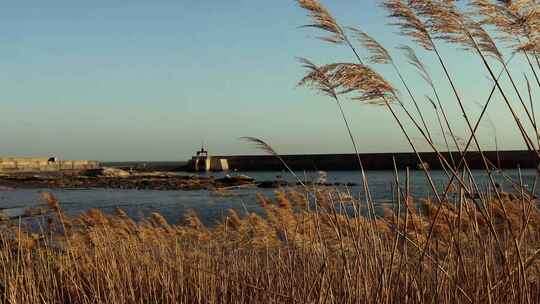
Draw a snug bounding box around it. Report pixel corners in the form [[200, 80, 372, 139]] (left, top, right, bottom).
[[297, 0, 347, 44], [382, 0, 434, 50], [321, 63, 398, 104], [348, 27, 393, 64]]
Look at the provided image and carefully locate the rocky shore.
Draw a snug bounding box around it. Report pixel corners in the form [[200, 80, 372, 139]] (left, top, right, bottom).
[[0, 168, 358, 191]]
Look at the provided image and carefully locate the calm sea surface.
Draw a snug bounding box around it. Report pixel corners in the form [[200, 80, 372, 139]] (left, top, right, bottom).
[[0, 169, 537, 225]]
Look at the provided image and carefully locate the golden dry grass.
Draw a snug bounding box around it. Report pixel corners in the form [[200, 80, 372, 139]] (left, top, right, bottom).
[[0, 189, 538, 303]]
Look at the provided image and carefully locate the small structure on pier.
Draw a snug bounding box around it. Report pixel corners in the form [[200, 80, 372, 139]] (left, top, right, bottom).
[[186, 146, 229, 172], [193, 146, 210, 172]]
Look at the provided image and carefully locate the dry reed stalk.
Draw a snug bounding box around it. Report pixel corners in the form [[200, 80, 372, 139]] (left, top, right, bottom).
[[299, 1, 478, 206], [393, 8, 538, 272], [353, 29, 465, 183], [6, 190, 530, 303], [351, 28, 435, 143], [383, 0, 503, 189], [296, 5, 471, 270], [241, 136, 305, 188], [441, 54, 516, 197], [299, 2, 540, 294], [296, 57, 379, 250], [399, 45, 461, 163], [430, 1, 539, 160]]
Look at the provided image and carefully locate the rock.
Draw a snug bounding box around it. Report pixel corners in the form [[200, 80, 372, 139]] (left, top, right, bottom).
[[215, 174, 255, 186], [81, 169, 102, 177], [23, 207, 49, 217], [82, 167, 130, 178], [132, 171, 177, 178], [102, 167, 130, 178]]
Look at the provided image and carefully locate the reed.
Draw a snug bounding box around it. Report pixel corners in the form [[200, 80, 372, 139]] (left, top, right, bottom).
[[0, 189, 538, 303], [0, 1, 539, 303]]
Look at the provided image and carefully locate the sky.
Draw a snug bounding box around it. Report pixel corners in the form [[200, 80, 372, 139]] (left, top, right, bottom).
[[0, 0, 535, 161]]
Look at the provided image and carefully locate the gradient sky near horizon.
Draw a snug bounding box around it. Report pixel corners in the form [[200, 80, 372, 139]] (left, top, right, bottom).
[[0, 0, 535, 161]]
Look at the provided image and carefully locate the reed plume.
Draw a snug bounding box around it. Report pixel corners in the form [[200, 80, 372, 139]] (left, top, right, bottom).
[[225, 209, 243, 231], [241, 136, 305, 186], [382, 0, 434, 50], [316, 62, 398, 104], [240, 136, 279, 157], [399, 45, 434, 87], [183, 210, 204, 230], [297, 58, 374, 212], [297, 0, 347, 44], [471, 0, 539, 54], [410, 0, 504, 62], [348, 27, 393, 64], [297, 57, 338, 98], [348, 26, 443, 150], [399, 44, 460, 158]]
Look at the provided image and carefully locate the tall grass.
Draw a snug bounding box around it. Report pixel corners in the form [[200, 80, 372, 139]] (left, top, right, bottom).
[[1, 0, 540, 303], [0, 189, 538, 303]]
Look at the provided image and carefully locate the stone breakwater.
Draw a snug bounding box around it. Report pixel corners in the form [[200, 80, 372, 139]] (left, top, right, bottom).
[[0, 157, 99, 173], [212, 150, 538, 171]]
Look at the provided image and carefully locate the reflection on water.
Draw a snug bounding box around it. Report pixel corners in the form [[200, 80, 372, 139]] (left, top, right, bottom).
[[0, 169, 536, 225]]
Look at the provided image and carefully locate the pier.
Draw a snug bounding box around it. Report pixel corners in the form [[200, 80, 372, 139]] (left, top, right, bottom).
[[185, 150, 538, 172], [0, 157, 99, 173]]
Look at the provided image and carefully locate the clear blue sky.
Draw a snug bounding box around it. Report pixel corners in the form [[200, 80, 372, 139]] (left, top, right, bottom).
[[0, 0, 533, 161]]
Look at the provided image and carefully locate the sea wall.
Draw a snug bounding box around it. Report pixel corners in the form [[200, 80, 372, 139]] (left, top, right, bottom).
[[0, 157, 100, 173], [213, 150, 538, 171]]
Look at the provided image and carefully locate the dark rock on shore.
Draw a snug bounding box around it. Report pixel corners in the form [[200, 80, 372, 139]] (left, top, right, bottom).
[[0, 172, 254, 191], [0, 172, 360, 191], [215, 175, 255, 187]]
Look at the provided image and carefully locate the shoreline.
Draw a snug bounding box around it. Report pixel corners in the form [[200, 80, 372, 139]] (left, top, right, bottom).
[[0, 171, 356, 191]]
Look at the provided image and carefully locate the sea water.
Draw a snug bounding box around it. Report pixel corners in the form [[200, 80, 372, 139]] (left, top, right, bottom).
[[0, 169, 536, 226]]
